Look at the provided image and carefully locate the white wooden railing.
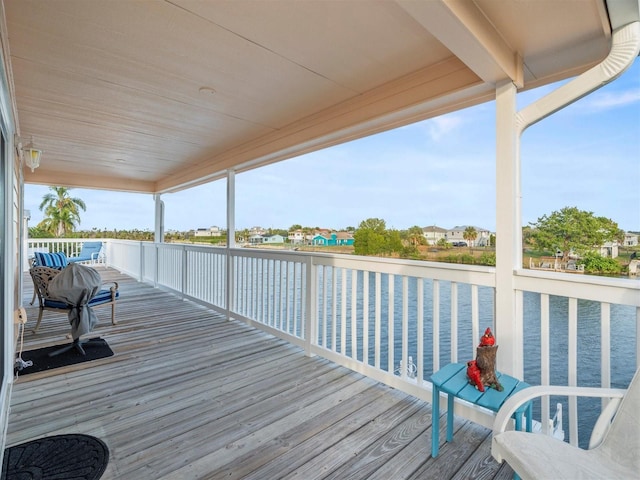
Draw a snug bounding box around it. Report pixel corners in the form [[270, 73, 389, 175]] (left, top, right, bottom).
[[26, 239, 640, 446]]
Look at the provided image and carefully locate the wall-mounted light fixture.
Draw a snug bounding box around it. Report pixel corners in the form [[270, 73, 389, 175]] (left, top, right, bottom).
[[23, 137, 42, 172], [16, 135, 43, 172]]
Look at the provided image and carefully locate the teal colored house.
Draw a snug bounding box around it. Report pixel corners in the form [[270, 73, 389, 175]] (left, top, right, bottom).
[[311, 232, 354, 246]]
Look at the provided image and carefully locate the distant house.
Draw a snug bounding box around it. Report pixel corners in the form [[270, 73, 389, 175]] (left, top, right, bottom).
[[595, 231, 639, 258], [313, 228, 332, 238], [250, 226, 266, 236], [288, 229, 305, 244], [335, 231, 355, 246], [249, 234, 264, 244], [598, 241, 619, 258], [263, 234, 285, 244], [194, 226, 222, 237], [446, 225, 492, 247], [311, 231, 354, 246], [311, 233, 329, 246], [623, 232, 639, 247], [422, 226, 447, 245]]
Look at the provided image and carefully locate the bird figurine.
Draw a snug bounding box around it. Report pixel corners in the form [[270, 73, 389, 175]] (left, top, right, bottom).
[[479, 327, 495, 347], [466, 360, 484, 392]]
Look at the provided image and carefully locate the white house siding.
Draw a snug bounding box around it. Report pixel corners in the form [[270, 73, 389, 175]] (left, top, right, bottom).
[[1, 26, 20, 456], [422, 226, 447, 245], [624, 232, 639, 247], [194, 226, 222, 237], [288, 230, 305, 244]]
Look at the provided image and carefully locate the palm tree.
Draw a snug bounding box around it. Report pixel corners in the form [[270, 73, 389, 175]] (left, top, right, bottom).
[[38, 186, 86, 237], [463, 226, 478, 249], [407, 225, 425, 247], [236, 228, 250, 243]]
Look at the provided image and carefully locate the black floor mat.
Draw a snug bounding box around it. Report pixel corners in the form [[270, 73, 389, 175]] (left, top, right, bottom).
[[15, 338, 114, 375], [2, 434, 109, 480]]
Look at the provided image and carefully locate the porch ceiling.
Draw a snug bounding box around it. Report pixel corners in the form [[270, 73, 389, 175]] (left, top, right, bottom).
[[3, 0, 615, 193]]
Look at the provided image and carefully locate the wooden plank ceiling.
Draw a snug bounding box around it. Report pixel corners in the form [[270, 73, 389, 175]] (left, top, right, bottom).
[[3, 0, 611, 194]]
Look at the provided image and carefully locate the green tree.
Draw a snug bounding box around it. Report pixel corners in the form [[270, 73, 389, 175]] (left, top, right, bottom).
[[463, 226, 477, 248], [269, 228, 288, 237], [353, 218, 387, 256], [407, 225, 425, 247], [353, 219, 407, 257], [236, 228, 250, 243], [522, 226, 534, 248], [437, 237, 449, 248], [580, 252, 622, 275], [385, 229, 404, 254], [37, 186, 86, 237], [28, 225, 51, 238], [529, 206, 623, 261]]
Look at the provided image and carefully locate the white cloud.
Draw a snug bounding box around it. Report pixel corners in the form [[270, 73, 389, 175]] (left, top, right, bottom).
[[582, 89, 640, 111], [424, 115, 465, 142]]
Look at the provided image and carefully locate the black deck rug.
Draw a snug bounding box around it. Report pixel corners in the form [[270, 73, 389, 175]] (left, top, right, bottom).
[[15, 338, 114, 375], [1, 434, 109, 480]]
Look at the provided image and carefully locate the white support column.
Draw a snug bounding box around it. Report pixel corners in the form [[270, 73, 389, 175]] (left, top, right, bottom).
[[22, 206, 29, 272], [304, 255, 317, 357], [495, 79, 523, 378], [153, 194, 164, 243], [493, 22, 640, 378], [225, 170, 236, 320], [226, 170, 236, 249]]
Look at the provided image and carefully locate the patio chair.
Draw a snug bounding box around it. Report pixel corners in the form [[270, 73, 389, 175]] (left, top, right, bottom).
[[68, 241, 105, 265], [491, 367, 639, 479], [29, 265, 119, 334], [30, 251, 69, 305]]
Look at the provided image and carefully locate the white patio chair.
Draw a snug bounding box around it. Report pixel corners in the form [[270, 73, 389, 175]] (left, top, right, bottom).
[[68, 241, 105, 266], [491, 367, 639, 480]]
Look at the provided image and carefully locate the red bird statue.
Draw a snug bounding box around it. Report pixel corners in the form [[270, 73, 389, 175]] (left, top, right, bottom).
[[479, 327, 495, 347], [466, 360, 484, 392]]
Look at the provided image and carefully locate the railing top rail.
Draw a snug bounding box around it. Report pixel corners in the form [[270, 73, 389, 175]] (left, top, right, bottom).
[[227, 247, 496, 286], [156, 243, 225, 253], [28, 238, 111, 243], [516, 269, 640, 306]]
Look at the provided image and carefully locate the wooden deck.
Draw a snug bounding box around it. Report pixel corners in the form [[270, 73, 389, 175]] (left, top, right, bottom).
[[8, 268, 515, 479]]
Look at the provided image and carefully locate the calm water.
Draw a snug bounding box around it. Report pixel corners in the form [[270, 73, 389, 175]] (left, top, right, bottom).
[[314, 270, 637, 448], [522, 292, 637, 447]]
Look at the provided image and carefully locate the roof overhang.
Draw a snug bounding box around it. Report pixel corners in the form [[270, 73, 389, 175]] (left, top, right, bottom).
[[2, 0, 635, 194]]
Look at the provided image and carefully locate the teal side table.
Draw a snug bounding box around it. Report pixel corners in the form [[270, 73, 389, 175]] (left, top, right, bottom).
[[430, 363, 532, 458]]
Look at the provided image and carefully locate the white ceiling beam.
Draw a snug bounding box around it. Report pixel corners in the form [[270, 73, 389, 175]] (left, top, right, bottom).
[[397, 0, 523, 88], [23, 170, 156, 194]]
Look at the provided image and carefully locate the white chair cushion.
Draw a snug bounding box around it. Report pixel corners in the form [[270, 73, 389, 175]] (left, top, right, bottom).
[[492, 431, 636, 480]]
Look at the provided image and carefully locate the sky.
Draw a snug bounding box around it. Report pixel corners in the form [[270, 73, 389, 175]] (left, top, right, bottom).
[[25, 60, 640, 234]]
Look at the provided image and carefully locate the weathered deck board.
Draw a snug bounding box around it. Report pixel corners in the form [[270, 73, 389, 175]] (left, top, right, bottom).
[[8, 268, 514, 479]]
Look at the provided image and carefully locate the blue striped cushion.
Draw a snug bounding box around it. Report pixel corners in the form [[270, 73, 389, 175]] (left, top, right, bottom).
[[34, 251, 68, 268], [90, 289, 119, 305], [44, 288, 119, 309]]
